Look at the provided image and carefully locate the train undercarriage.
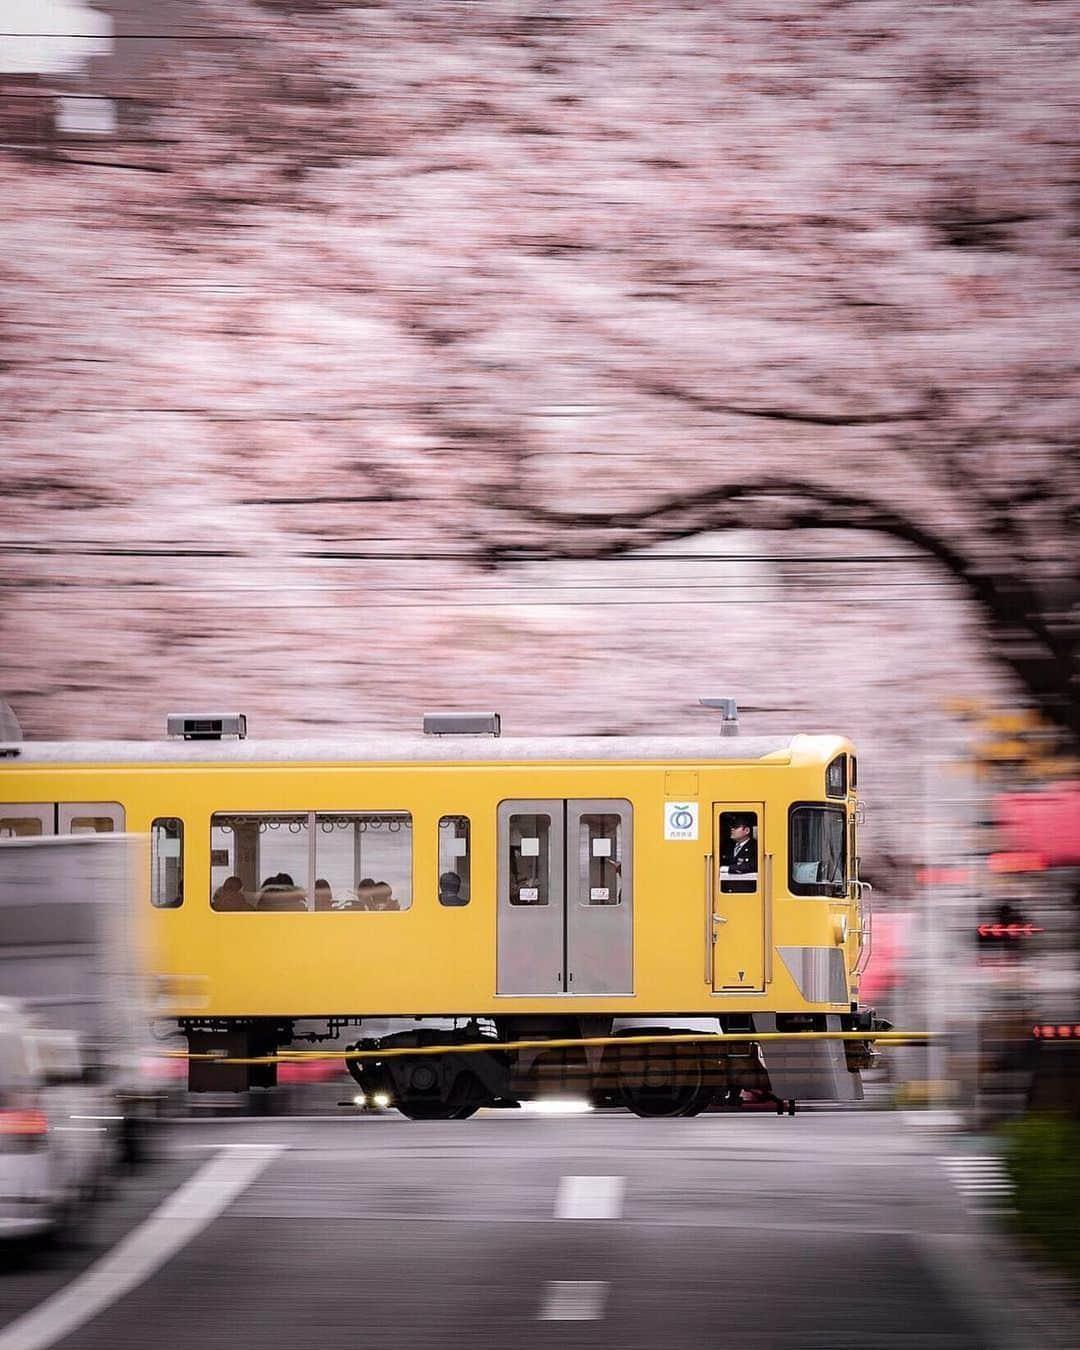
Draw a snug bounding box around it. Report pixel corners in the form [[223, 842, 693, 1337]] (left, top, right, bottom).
[[183, 1012, 880, 1118]]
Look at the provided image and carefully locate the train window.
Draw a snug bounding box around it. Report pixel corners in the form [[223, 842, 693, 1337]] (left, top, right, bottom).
[[316, 813, 412, 912], [59, 803, 124, 834], [578, 813, 623, 905], [850, 756, 858, 789], [825, 756, 846, 799], [67, 816, 116, 834], [789, 806, 846, 897], [719, 811, 759, 894], [438, 816, 470, 906], [508, 814, 551, 906], [0, 815, 45, 838], [210, 812, 413, 912], [151, 818, 184, 908], [213, 813, 310, 911]]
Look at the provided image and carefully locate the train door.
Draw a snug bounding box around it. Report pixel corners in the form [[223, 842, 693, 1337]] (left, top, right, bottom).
[[712, 803, 766, 993], [497, 799, 633, 996], [566, 800, 633, 995]]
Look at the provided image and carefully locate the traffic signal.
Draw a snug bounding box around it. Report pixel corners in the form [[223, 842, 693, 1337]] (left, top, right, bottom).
[[976, 902, 1042, 948]]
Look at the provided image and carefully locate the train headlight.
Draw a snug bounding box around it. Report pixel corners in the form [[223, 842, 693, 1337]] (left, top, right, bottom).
[[352, 1093, 366, 1108], [373, 1092, 391, 1109]]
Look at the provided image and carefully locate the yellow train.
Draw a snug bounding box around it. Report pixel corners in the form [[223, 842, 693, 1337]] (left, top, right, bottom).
[[0, 709, 877, 1117]]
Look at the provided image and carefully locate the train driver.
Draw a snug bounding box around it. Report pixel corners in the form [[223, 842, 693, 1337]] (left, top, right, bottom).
[[720, 813, 758, 894]]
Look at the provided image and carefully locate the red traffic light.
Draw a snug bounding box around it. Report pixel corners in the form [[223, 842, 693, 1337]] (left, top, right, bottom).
[[977, 922, 1043, 939]]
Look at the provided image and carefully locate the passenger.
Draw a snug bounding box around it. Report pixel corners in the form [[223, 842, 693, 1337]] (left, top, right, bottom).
[[212, 875, 251, 912], [370, 880, 399, 912], [258, 872, 308, 912], [720, 814, 757, 894], [353, 877, 377, 910], [314, 878, 334, 912], [439, 871, 468, 907]]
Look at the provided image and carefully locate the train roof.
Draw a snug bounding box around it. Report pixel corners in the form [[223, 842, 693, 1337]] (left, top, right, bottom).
[[0, 733, 850, 767]]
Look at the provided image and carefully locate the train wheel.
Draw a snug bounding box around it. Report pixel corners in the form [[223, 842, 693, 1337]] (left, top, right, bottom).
[[396, 1095, 482, 1120], [446, 1071, 486, 1119], [396, 1098, 462, 1121], [621, 1082, 706, 1117], [617, 1045, 706, 1118], [675, 1085, 715, 1117], [396, 1066, 485, 1121]]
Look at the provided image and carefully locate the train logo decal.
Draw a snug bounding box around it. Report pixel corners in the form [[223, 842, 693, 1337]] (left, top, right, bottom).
[[664, 801, 699, 841]]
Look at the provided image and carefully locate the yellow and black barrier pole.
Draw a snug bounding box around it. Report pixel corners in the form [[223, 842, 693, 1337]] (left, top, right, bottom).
[[166, 1029, 932, 1067]]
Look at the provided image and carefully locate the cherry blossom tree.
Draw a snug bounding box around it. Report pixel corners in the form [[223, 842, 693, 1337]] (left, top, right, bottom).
[[1, 0, 1077, 755]]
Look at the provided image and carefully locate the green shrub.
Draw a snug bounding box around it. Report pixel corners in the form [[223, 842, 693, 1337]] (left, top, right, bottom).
[[1002, 1114, 1080, 1282]]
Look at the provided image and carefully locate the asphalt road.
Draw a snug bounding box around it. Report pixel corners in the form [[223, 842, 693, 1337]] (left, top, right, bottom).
[[0, 1109, 1071, 1350]]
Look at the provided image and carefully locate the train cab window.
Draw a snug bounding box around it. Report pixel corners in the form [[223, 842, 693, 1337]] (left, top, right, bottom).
[[825, 756, 847, 799], [789, 806, 847, 897], [438, 816, 470, 906], [579, 813, 623, 905], [151, 818, 184, 908], [508, 814, 551, 906], [719, 811, 759, 894]]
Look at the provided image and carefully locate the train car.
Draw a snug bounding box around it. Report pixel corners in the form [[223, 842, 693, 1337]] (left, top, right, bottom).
[[0, 709, 877, 1118]]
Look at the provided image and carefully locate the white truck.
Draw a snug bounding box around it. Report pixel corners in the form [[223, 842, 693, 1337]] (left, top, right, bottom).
[[0, 834, 152, 1238]]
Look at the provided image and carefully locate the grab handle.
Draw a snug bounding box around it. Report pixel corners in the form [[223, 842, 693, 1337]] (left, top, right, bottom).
[[705, 853, 714, 984], [764, 852, 773, 985]]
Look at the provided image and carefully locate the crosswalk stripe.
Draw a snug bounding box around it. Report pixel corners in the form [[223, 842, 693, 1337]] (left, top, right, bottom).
[[555, 1174, 625, 1219], [938, 1155, 1014, 1211], [537, 1280, 608, 1321]]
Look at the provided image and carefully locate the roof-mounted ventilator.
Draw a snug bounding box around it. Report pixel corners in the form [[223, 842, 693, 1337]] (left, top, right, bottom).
[[167, 713, 247, 741], [423, 712, 501, 737], [699, 698, 739, 736]]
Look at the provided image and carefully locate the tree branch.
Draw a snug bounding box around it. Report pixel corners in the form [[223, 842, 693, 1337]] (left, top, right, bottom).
[[481, 477, 1080, 742]]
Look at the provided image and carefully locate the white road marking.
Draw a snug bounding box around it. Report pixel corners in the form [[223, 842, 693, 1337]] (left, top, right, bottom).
[[901, 1110, 965, 1131], [0, 1145, 284, 1350], [938, 1156, 1015, 1212], [537, 1280, 609, 1321], [555, 1174, 625, 1219]]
